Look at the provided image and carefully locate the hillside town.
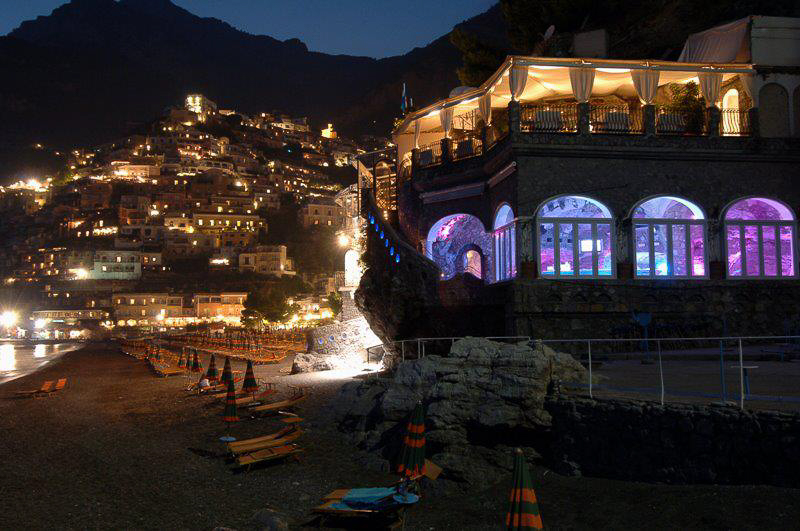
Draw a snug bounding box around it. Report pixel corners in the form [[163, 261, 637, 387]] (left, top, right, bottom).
[[0, 93, 385, 339]]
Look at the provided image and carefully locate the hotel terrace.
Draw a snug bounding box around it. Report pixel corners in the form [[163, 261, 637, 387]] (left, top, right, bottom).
[[366, 17, 800, 339]]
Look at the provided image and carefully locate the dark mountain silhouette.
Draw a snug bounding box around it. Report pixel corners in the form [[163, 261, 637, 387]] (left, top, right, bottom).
[[0, 0, 504, 179]]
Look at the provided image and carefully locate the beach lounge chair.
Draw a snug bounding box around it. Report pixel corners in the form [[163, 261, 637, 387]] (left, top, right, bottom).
[[250, 391, 307, 414], [53, 378, 67, 392], [227, 429, 303, 455], [15, 380, 54, 398], [312, 487, 412, 529], [235, 443, 303, 470]]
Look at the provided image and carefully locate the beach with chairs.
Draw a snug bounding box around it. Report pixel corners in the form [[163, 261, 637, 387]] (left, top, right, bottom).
[[1, 340, 798, 529]]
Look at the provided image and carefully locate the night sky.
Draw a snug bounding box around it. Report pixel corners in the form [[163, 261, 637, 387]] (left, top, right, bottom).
[[1, 0, 496, 58]]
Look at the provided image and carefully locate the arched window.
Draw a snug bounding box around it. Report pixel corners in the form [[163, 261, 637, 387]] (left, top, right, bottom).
[[721, 88, 740, 136], [537, 195, 614, 278], [462, 249, 483, 279], [426, 214, 491, 281], [493, 204, 516, 282], [632, 196, 707, 278], [724, 197, 796, 278]]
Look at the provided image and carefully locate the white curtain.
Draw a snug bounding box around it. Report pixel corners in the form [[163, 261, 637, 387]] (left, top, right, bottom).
[[569, 67, 595, 103], [413, 119, 421, 148], [440, 107, 454, 137], [698, 72, 723, 107], [479, 93, 492, 125], [740, 74, 761, 107], [509, 65, 528, 101], [631, 69, 660, 104]]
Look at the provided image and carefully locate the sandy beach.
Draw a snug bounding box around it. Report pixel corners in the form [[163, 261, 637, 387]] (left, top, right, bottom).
[[0, 343, 798, 529]]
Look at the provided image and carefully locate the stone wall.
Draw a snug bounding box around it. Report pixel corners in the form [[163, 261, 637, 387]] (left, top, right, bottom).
[[546, 396, 800, 487], [306, 314, 381, 358]]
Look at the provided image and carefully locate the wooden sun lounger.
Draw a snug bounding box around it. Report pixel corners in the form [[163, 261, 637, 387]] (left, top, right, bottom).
[[250, 392, 307, 413], [227, 429, 303, 455], [234, 389, 277, 406], [54, 378, 67, 391], [227, 427, 294, 452], [235, 443, 303, 469], [15, 380, 54, 398]]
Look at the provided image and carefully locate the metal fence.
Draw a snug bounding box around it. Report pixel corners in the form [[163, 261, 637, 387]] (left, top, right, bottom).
[[589, 104, 644, 134], [720, 108, 751, 136], [367, 335, 800, 411], [520, 103, 578, 133], [417, 141, 442, 167]]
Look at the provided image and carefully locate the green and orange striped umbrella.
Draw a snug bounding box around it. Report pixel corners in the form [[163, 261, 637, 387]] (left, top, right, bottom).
[[206, 354, 218, 382], [506, 448, 543, 530], [220, 356, 233, 385], [397, 402, 426, 478], [222, 378, 238, 423], [242, 360, 259, 395], [177, 349, 185, 369], [191, 349, 201, 372]]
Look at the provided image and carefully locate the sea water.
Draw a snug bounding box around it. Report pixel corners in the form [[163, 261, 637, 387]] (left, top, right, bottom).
[[0, 342, 82, 385]]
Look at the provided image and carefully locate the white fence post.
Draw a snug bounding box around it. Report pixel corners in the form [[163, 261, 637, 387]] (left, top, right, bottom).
[[738, 338, 745, 410], [657, 339, 664, 405], [587, 339, 593, 399]]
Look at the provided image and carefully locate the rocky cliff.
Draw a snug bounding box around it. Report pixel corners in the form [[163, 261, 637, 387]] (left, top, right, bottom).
[[330, 337, 588, 483]]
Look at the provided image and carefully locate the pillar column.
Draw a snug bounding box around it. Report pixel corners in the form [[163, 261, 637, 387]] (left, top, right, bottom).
[[707, 106, 720, 138], [643, 104, 656, 136], [748, 107, 760, 137], [440, 137, 451, 162], [508, 100, 521, 133], [577, 102, 591, 135]]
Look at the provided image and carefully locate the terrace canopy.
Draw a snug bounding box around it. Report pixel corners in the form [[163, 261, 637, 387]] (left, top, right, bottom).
[[393, 56, 755, 164]]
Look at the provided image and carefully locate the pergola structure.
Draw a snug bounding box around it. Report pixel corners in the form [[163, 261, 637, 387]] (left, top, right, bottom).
[[393, 56, 757, 166]]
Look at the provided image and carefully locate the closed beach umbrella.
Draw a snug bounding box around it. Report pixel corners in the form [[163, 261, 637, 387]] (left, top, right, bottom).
[[206, 354, 218, 381], [222, 378, 238, 423], [242, 360, 259, 395], [397, 402, 426, 478], [220, 356, 233, 385], [506, 448, 543, 530], [191, 349, 201, 372], [177, 349, 185, 369]]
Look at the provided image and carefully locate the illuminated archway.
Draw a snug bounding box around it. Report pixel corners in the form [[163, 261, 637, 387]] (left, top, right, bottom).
[[631, 196, 707, 278], [536, 195, 614, 278], [426, 214, 491, 280], [724, 197, 796, 278], [493, 203, 516, 281]]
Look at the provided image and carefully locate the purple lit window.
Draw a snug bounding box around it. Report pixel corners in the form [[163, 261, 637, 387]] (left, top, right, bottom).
[[633, 196, 706, 278], [537, 196, 614, 278], [493, 204, 517, 282], [724, 198, 797, 279]]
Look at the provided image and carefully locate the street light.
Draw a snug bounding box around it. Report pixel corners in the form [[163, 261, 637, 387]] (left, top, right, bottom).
[[337, 234, 350, 247], [1, 311, 18, 328]]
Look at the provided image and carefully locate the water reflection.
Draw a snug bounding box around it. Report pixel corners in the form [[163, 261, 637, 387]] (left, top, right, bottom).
[[0, 344, 16, 372], [34, 344, 47, 358]]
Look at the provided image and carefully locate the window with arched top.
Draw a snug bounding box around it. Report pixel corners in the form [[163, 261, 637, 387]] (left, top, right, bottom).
[[493, 203, 516, 281], [537, 195, 614, 278], [724, 197, 796, 278], [632, 196, 707, 278]]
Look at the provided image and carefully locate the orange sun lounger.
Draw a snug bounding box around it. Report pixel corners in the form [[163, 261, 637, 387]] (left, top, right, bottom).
[[227, 429, 303, 455], [250, 392, 307, 413], [15, 380, 54, 398], [235, 443, 303, 470]]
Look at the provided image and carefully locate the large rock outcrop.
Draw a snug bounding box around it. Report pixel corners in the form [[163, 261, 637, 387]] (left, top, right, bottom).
[[330, 337, 587, 483]]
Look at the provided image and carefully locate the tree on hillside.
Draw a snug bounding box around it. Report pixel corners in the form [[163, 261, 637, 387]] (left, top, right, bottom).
[[242, 287, 296, 325]]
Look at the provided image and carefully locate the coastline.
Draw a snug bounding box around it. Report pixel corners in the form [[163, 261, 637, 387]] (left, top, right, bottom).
[[0, 342, 797, 529]]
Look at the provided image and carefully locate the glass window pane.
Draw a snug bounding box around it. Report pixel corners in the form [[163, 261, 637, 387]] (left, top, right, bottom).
[[597, 224, 612, 276], [559, 224, 574, 275], [671, 225, 687, 276], [635, 224, 651, 276], [653, 224, 668, 276], [780, 225, 795, 276], [727, 225, 741, 276], [578, 224, 593, 275], [509, 225, 517, 278], [762, 225, 777, 276], [744, 225, 760, 276], [539, 223, 555, 275], [690, 224, 705, 276]]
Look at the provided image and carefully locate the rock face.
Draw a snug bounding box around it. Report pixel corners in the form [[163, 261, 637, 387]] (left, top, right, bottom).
[[331, 337, 587, 483]]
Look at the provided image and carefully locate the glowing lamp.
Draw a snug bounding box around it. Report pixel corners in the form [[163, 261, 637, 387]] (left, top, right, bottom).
[[1, 311, 18, 328]]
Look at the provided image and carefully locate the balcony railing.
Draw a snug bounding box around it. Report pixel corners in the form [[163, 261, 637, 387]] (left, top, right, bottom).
[[418, 141, 442, 167], [452, 136, 483, 161], [720, 108, 751, 136], [589, 105, 644, 134], [655, 106, 709, 136], [520, 103, 578, 133]]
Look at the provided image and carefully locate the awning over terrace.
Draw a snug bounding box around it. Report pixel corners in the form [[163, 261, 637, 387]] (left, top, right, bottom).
[[393, 56, 756, 162]]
